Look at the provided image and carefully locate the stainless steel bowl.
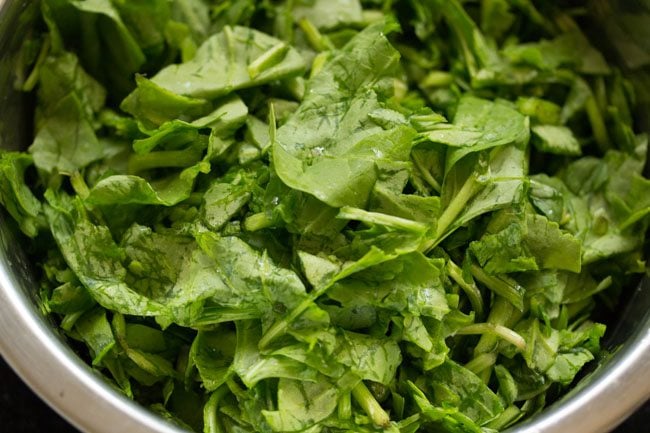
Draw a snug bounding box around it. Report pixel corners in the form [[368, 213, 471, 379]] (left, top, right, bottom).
[[0, 1, 648, 432]]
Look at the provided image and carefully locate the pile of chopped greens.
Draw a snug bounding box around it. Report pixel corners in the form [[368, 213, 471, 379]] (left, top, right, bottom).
[[2, 0, 649, 432]]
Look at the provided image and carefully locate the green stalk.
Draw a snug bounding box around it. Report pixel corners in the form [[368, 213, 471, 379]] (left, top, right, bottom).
[[247, 43, 290, 79], [473, 296, 523, 357], [22, 36, 51, 92], [464, 352, 497, 375], [585, 96, 610, 153], [486, 405, 522, 430], [512, 0, 555, 34], [70, 171, 109, 226], [352, 382, 391, 428], [470, 265, 524, 311], [243, 212, 274, 232], [412, 153, 442, 193], [203, 386, 230, 433], [60, 310, 84, 332], [338, 392, 352, 420], [446, 260, 484, 318], [434, 174, 481, 241], [338, 207, 428, 233], [420, 71, 455, 89], [70, 172, 91, 200], [259, 295, 316, 349], [420, 174, 483, 253], [455, 323, 527, 351], [471, 296, 523, 383], [298, 18, 333, 52]]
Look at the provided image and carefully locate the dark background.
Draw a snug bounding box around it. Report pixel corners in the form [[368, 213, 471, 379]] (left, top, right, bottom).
[[0, 356, 647, 432]]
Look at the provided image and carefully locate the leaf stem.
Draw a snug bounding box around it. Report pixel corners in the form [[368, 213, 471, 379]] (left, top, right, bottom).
[[298, 18, 333, 52], [70, 172, 91, 200], [446, 260, 484, 318], [259, 294, 316, 349], [338, 392, 352, 420], [204, 386, 230, 433], [473, 296, 524, 357], [436, 175, 481, 239], [337, 207, 428, 233], [485, 405, 522, 430], [352, 381, 391, 428], [412, 153, 442, 193], [470, 265, 524, 311], [455, 323, 527, 351], [420, 174, 482, 253], [247, 43, 290, 79], [585, 96, 610, 153], [22, 36, 51, 92], [243, 212, 274, 232], [464, 352, 498, 375]]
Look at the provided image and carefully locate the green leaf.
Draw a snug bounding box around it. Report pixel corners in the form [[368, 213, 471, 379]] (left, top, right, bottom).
[[503, 31, 610, 75], [44, 191, 165, 316], [292, 0, 363, 30], [121, 224, 195, 299], [0, 152, 44, 237], [272, 20, 412, 208], [148, 26, 305, 99], [37, 52, 106, 118], [30, 93, 104, 174], [120, 75, 211, 129], [194, 233, 317, 326], [86, 162, 209, 206], [262, 379, 338, 432], [233, 320, 320, 387], [422, 96, 530, 172], [170, 0, 211, 43], [470, 210, 582, 274], [429, 359, 505, 425], [545, 348, 594, 385], [328, 252, 449, 320], [532, 125, 581, 156], [190, 328, 236, 391], [201, 170, 255, 231], [45, 0, 146, 96], [407, 380, 483, 433], [434, 144, 528, 246], [335, 330, 401, 385], [75, 307, 116, 365]]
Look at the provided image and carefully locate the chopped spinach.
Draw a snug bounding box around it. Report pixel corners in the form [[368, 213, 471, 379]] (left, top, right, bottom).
[[2, 1, 648, 432]]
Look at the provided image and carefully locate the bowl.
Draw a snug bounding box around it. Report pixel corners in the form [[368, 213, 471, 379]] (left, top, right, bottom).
[[0, 0, 648, 432]]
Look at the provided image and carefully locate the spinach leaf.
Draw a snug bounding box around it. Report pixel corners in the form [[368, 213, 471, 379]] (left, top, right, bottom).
[[86, 162, 209, 206], [470, 210, 582, 274], [422, 96, 530, 172], [30, 93, 104, 174], [273, 20, 412, 208], [262, 379, 338, 432], [0, 153, 44, 237], [429, 360, 505, 425], [335, 330, 401, 385], [148, 26, 305, 99], [44, 191, 165, 316], [292, 0, 363, 30]]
